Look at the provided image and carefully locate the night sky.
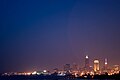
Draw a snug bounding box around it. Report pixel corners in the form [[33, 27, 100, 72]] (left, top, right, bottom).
[[1, 0, 120, 73]]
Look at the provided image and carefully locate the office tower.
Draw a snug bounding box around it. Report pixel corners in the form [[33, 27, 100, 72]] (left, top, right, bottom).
[[113, 65, 119, 73], [113, 65, 119, 71], [64, 64, 71, 72], [104, 58, 108, 70], [85, 55, 89, 69], [94, 59, 99, 72]]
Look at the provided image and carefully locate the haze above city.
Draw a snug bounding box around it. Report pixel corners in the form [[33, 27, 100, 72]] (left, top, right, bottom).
[[1, 0, 120, 73]]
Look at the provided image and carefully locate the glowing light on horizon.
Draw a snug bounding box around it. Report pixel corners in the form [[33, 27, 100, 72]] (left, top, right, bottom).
[[86, 55, 88, 59], [43, 70, 47, 73], [32, 71, 37, 75]]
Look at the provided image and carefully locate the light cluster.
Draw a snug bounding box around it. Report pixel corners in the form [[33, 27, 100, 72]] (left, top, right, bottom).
[[2, 55, 120, 77]]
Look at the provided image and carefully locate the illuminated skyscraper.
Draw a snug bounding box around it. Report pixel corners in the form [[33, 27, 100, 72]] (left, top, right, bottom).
[[113, 65, 119, 71], [94, 59, 99, 72], [113, 65, 119, 73], [85, 55, 89, 69], [104, 58, 108, 70]]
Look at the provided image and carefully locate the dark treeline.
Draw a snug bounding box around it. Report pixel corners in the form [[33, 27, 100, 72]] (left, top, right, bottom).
[[0, 72, 120, 80]]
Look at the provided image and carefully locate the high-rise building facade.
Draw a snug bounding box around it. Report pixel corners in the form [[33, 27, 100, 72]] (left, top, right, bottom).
[[113, 65, 119, 71], [104, 58, 108, 70], [94, 59, 99, 72], [85, 55, 89, 69]]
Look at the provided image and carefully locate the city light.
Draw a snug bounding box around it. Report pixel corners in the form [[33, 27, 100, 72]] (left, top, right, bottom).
[[94, 59, 99, 72], [86, 55, 88, 59], [43, 70, 47, 73], [32, 71, 37, 75], [1, 55, 120, 79]]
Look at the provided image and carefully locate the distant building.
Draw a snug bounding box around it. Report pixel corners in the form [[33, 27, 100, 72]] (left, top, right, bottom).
[[113, 65, 119, 71], [104, 58, 108, 70], [112, 65, 119, 74], [101, 58, 109, 74], [94, 59, 99, 72], [53, 68, 58, 73], [64, 64, 71, 72], [72, 63, 78, 71], [102, 58, 108, 73], [85, 55, 89, 69]]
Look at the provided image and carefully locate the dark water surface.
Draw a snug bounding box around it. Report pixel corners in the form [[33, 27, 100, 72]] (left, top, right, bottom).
[[0, 75, 116, 80]]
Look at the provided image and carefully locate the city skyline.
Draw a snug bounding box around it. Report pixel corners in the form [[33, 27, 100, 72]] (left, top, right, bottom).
[[1, 0, 120, 73], [0, 55, 119, 73], [1, 55, 120, 77]]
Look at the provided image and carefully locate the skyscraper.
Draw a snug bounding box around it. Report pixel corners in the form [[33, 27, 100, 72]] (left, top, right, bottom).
[[94, 59, 100, 72], [113, 65, 119, 73], [104, 58, 108, 70], [113, 65, 119, 71], [85, 55, 89, 69]]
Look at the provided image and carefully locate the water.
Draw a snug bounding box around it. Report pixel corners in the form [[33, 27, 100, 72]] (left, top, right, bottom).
[[0, 75, 116, 80]]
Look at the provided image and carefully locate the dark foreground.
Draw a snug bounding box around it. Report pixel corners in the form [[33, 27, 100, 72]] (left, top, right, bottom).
[[0, 73, 120, 80]]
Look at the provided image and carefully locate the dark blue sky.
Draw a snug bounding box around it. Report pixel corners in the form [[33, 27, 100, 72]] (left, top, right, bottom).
[[0, 0, 120, 72]]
